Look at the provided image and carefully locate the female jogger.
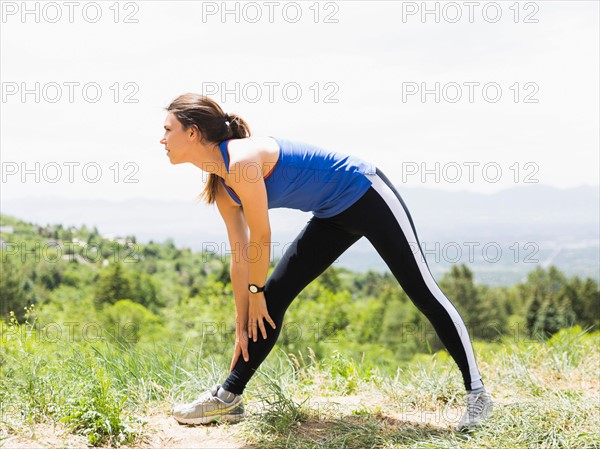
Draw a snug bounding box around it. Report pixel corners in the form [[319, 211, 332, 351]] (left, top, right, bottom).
[[162, 93, 493, 430]]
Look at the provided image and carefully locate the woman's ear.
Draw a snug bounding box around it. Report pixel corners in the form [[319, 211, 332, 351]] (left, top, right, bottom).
[[188, 124, 200, 142]]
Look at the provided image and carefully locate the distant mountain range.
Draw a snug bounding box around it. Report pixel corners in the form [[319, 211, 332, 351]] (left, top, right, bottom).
[[2, 184, 598, 286]]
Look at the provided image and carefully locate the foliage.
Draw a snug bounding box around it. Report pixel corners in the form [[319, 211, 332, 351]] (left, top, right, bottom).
[[60, 365, 136, 446], [439, 264, 509, 341], [0, 255, 32, 321], [93, 261, 134, 308], [524, 266, 598, 337], [102, 300, 163, 344]]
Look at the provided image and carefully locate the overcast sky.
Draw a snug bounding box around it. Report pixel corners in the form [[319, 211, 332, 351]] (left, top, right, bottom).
[[1, 0, 598, 203]]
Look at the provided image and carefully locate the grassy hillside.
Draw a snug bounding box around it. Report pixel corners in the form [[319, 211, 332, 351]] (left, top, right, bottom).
[[1, 321, 598, 448], [1, 213, 599, 447]]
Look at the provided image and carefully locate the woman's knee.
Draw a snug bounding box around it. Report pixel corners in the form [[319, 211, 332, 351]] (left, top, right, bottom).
[[264, 275, 296, 302]]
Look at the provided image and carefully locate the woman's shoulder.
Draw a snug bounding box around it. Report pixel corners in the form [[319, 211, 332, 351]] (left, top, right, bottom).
[[228, 135, 278, 149], [227, 136, 280, 162]]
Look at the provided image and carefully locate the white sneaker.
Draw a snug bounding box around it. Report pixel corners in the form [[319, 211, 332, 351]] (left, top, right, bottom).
[[456, 390, 493, 431], [172, 384, 245, 425]]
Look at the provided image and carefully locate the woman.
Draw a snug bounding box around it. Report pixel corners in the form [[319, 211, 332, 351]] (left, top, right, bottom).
[[164, 93, 493, 430]]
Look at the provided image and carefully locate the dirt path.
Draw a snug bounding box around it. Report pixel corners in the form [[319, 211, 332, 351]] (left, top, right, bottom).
[[1, 418, 250, 449], [127, 413, 251, 449], [1, 423, 90, 449], [1, 393, 473, 448], [1, 411, 251, 449]]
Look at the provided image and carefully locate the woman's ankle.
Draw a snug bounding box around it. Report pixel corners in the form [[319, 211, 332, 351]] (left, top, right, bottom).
[[217, 386, 238, 402]]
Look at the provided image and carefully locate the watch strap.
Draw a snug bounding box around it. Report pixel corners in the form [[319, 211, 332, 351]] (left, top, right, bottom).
[[248, 283, 265, 293]]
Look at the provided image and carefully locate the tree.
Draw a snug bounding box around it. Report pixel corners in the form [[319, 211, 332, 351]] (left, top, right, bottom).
[[529, 294, 576, 338], [439, 264, 508, 341], [129, 271, 162, 313], [87, 228, 100, 245], [474, 285, 509, 340], [93, 261, 134, 308], [145, 261, 158, 275], [318, 266, 341, 292], [439, 264, 478, 312], [213, 261, 231, 285], [102, 299, 162, 344], [352, 270, 395, 298], [37, 262, 63, 290], [526, 295, 542, 336], [0, 256, 29, 321], [524, 266, 577, 338], [563, 276, 599, 331], [379, 290, 430, 357], [142, 243, 161, 258]]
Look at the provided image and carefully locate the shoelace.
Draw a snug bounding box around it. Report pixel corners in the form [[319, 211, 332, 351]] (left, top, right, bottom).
[[466, 393, 487, 417], [191, 390, 218, 406]]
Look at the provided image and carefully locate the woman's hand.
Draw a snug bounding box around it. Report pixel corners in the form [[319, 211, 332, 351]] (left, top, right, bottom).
[[230, 325, 250, 371], [248, 292, 277, 342]]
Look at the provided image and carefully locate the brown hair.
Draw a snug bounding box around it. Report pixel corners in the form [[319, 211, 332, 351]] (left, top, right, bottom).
[[165, 93, 251, 204]]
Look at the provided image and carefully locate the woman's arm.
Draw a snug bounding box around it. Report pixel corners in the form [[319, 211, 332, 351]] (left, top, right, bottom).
[[215, 183, 251, 325], [227, 156, 276, 341], [230, 259, 249, 326], [228, 162, 271, 292], [215, 183, 252, 366]]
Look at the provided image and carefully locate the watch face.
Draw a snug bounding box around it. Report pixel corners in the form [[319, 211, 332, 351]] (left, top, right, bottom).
[[249, 285, 258, 293]]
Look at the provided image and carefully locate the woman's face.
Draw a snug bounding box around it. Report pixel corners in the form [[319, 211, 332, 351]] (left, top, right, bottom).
[[160, 112, 193, 164]]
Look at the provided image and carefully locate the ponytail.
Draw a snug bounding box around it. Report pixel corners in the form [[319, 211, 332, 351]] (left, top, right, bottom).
[[164, 94, 251, 204]]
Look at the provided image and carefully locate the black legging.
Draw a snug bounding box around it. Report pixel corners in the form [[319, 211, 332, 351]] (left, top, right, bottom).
[[222, 168, 484, 394]]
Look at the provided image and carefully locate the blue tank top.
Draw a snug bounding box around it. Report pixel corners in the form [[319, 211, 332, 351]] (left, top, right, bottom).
[[218, 136, 376, 218]]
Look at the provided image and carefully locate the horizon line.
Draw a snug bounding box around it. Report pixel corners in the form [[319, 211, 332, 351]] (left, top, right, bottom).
[[2, 182, 599, 204]]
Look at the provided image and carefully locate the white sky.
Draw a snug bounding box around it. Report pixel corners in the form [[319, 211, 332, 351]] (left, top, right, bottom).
[[1, 0, 598, 202]]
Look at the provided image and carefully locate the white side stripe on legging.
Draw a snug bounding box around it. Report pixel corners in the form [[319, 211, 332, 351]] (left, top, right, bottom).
[[367, 173, 483, 390]]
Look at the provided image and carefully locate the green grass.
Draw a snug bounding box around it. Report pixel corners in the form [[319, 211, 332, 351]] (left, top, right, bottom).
[[1, 317, 599, 448]]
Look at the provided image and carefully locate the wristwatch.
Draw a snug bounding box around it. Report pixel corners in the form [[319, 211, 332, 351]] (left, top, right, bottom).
[[248, 283, 265, 294]]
